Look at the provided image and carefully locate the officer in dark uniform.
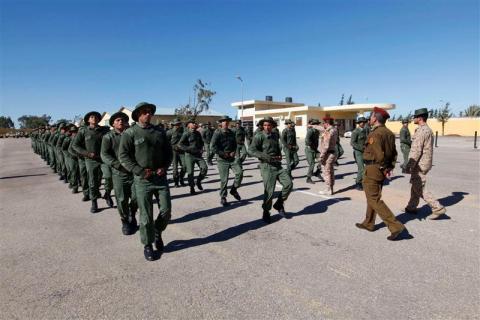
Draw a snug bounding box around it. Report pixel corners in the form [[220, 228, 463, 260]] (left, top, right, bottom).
[[166, 118, 186, 188], [305, 119, 320, 184], [399, 119, 412, 173], [281, 119, 299, 176], [350, 116, 367, 190]]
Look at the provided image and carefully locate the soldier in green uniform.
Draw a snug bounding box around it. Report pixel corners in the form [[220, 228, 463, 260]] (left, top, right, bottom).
[[61, 124, 74, 189], [101, 126, 114, 208], [246, 125, 253, 146], [210, 115, 243, 206], [249, 117, 293, 223], [399, 119, 412, 173], [67, 125, 80, 193], [281, 119, 299, 177], [201, 122, 215, 165], [43, 126, 52, 165], [101, 112, 138, 235], [48, 125, 58, 173], [305, 119, 320, 184], [350, 117, 367, 190], [166, 118, 187, 188], [119, 102, 173, 261], [355, 107, 407, 241], [234, 120, 248, 166], [178, 119, 208, 195], [75, 124, 90, 201], [73, 111, 110, 213], [56, 123, 68, 182]]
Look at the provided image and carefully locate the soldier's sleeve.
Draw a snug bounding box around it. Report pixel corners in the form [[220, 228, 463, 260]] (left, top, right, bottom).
[[248, 134, 270, 161], [305, 129, 312, 147], [72, 130, 88, 156], [210, 131, 220, 156], [101, 134, 121, 169], [281, 129, 287, 146], [177, 132, 190, 152], [118, 130, 143, 176], [350, 129, 358, 149]]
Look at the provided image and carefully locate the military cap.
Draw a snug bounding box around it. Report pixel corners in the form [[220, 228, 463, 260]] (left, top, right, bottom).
[[401, 118, 410, 124], [109, 112, 129, 126], [372, 106, 390, 119], [258, 116, 277, 127], [356, 116, 367, 123], [84, 111, 102, 124], [413, 108, 429, 117], [218, 115, 232, 122], [170, 118, 182, 125], [132, 102, 156, 122], [69, 125, 79, 132], [284, 119, 293, 125]]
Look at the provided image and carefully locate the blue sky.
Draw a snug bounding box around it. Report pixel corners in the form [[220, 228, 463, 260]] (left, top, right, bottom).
[[1, 0, 478, 125]]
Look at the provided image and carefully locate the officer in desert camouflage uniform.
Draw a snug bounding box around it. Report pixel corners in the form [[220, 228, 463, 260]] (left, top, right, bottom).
[[318, 116, 338, 195], [404, 108, 446, 219]]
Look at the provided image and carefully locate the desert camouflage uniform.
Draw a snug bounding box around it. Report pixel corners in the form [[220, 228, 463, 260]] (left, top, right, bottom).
[[405, 123, 445, 214], [319, 126, 337, 189]]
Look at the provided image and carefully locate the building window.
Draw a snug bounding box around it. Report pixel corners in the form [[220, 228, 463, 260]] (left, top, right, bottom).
[[295, 116, 303, 126]]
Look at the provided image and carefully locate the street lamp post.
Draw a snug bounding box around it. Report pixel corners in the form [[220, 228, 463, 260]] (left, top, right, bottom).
[[236, 76, 244, 120]]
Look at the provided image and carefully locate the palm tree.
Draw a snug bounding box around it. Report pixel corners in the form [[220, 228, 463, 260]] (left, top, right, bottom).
[[463, 105, 480, 117], [437, 102, 453, 136]]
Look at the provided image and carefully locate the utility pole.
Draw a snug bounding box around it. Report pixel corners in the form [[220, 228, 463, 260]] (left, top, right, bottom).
[[236, 76, 244, 119]]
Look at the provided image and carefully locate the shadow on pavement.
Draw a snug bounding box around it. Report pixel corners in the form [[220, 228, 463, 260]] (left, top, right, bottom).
[[293, 197, 351, 216], [0, 173, 47, 179], [334, 171, 356, 180], [439, 191, 469, 207]]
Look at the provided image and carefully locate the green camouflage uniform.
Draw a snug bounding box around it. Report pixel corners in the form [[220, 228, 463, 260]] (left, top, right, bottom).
[[350, 126, 367, 184]]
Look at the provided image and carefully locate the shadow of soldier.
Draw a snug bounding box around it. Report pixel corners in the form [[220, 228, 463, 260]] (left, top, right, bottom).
[[291, 197, 351, 217]]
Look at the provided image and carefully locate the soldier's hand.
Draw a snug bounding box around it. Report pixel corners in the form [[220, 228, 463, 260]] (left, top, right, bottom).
[[143, 168, 153, 179], [87, 152, 96, 159], [156, 168, 166, 176], [383, 168, 392, 178]]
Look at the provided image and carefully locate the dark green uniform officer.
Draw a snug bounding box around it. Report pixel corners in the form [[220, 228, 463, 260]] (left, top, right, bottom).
[[101, 112, 138, 235], [350, 117, 368, 190], [43, 127, 52, 165], [56, 123, 68, 182], [281, 119, 300, 176], [48, 125, 58, 173], [356, 107, 406, 241], [210, 115, 243, 206], [246, 125, 253, 145], [249, 117, 293, 223], [119, 102, 173, 261], [178, 120, 208, 195], [166, 118, 186, 187], [201, 122, 215, 165], [67, 125, 80, 193], [399, 119, 411, 173], [61, 124, 75, 189], [75, 124, 90, 201], [73, 111, 110, 213], [305, 119, 320, 184], [234, 120, 248, 166]]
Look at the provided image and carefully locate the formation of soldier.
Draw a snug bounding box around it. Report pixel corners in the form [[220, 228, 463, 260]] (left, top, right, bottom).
[[30, 104, 447, 261]]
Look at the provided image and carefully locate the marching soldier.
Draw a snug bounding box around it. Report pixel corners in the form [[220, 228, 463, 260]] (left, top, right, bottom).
[[178, 119, 208, 195], [249, 116, 293, 223], [67, 125, 80, 194], [166, 118, 186, 187], [56, 123, 68, 182], [318, 116, 338, 195], [350, 117, 367, 190], [281, 119, 299, 176], [234, 120, 248, 166], [246, 125, 253, 145], [101, 112, 138, 235], [118, 102, 173, 261], [61, 124, 74, 189], [48, 125, 58, 173], [201, 122, 215, 165], [73, 111, 110, 213], [399, 119, 412, 173], [43, 126, 52, 165], [76, 123, 90, 201], [355, 107, 406, 240], [405, 108, 446, 219], [305, 119, 320, 184], [210, 115, 243, 206]]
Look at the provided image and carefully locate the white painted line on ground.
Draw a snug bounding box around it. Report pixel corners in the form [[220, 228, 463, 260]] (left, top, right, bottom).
[[275, 183, 338, 201]]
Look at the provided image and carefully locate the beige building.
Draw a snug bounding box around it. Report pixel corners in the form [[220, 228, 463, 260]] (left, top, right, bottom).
[[231, 97, 395, 138]]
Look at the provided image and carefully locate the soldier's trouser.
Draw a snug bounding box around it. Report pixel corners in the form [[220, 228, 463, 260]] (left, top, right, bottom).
[[55, 148, 63, 174], [101, 164, 113, 193], [400, 144, 410, 169], [171, 151, 183, 178], [321, 153, 337, 187], [78, 158, 89, 196], [185, 153, 208, 187], [85, 159, 102, 200], [235, 144, 248, 165], [406, 169, 443, 212], [67, 156, 79, 187], [353, 150, 364, 184], [217, 158, 243, 198], [179, 153, 187, 179], [62, 151, 71, 184], [305, 148, 317, 178], [362, 165, 404, 233], [336, 143, 344, 159], [283, 147, 299, 174], [112, 169, 137, 222], [204, 144, 214, 163], [49, 146, 57, 171], [259, 163, 293, 211], [134, 174, 171, 245]]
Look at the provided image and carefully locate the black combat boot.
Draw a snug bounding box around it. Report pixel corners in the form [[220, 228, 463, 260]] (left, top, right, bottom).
[[173, 176, 180, 188], [190, 186, 196, 195], [59, 175, 65, 180], [273, 197, 286, 218], [179, 172, 186, 186], [90, 199, 98, 213], [144, 244, 155, 261], [121, 220, 131, 235], [129, 215, 138, 232], [229, 186, 241, 201], [63, 177, 68, 184], [313, 168, 321, 177], [196, 177, 203, 191], [306, 177, 314, 184], [82, 195, 90, 201], [355, 183, 363, 191], [72, 187, 78, 194], [104, 191, 114, 208], [220, 197, 228, 207], [262, 210, 271, 223], [154, 233, 164, 254]]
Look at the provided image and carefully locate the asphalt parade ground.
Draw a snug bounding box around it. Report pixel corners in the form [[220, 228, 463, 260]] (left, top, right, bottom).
[[1, 137, 479, 320]]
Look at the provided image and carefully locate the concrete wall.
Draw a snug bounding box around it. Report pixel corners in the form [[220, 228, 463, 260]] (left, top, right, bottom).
[[386, 118, 480, 136]]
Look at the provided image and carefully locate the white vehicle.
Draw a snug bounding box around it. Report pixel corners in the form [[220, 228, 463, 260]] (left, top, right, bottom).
[[344, 131, 352, 138]]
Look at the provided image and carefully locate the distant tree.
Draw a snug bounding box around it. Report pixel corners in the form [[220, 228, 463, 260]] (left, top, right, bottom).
[[405, 112, 412, 121], [397, 115, 403, 121], [459, 111, 463, 117], [17, 114, 51, 129], [428, 109, 434, 118], [175, 79, 216, 121], [56, 118, 70, 124], [317, 103, 322, 107], [433, 109, 438, 118], [339, 94, 345, 106], [346, 94, 355, 105], [0, 116, 15, 128], [437, 102, 453, 136], [463, 104, 480, 117], [391, 114, 396, 121]]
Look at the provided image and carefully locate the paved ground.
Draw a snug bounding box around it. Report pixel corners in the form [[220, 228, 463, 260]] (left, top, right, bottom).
[[1, 137, 479, 320]]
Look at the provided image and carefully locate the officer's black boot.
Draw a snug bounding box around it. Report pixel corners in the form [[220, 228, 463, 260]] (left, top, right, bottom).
[[121, 220, 131, 235], [104, 191, 114, 208], [313, 168, 321, 177], [190, 186, 196, 195], [59, 175, 64, 180], [229, 186, 241, 201], [72, 186, 78, 194], [262, 210, 271, 223], [90, 199, 98, 213], [355, 183, 363, 191], [154, 233, 164, 254], [129, 215, 138, 231], [82, 194, 90, 201], [306, 177, 314, 184], [173, 175, 180, 188], [221, 197, 228, 206], [63, 176, 68, 184], [196, 177, 203, 191], [144, 244, 155, 261], [273, 197, 286, 218]]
